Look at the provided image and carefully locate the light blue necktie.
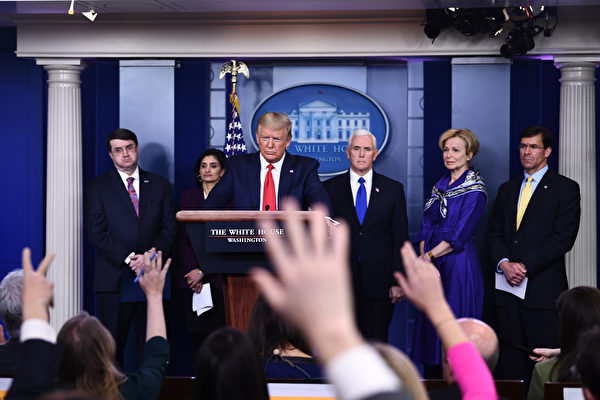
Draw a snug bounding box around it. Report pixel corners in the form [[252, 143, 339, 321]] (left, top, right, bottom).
[[356, 177, 367, 225]]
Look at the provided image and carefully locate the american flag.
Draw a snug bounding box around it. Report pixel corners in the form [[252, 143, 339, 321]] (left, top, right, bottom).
[[224, 93, 247, 157]]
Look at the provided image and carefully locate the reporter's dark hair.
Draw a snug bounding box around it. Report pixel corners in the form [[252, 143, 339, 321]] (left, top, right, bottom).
[[553, 286, 600, 382], [575, 327, 600, 399], [105, 129, 138, 152], [194, 149, 227, 188], [520, 125, 552, 148], [247, 294, 312, 358], [195, 327, 268, 400]]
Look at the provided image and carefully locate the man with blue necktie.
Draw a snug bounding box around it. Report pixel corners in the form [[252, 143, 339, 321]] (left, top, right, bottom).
[[489, 125, 581, 386], [324, 129, 408, 342]]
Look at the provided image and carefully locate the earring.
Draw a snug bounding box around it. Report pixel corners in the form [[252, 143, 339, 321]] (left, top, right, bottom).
[[197, 173, 202, 182]]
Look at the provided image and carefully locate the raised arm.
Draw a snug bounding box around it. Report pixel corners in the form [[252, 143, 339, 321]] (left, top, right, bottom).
[[7, 248, 57, 400], [395, 242, 497, 400], [251, 200, 406, 400], [138, 248, 171, 341]]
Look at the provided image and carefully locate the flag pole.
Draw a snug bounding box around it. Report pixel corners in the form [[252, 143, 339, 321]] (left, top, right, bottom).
[[220, 60, 250, 157]]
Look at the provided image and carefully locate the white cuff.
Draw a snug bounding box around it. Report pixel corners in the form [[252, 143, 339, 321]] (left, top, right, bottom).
[[20, 319, 56, 344], [324, 344, 401, 400]]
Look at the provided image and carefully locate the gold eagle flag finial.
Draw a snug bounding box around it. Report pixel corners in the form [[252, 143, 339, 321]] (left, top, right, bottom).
[[219, 60, 250, 94]]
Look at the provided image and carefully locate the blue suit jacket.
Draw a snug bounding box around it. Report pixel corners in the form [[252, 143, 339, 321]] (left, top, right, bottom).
[[84, 168, 176, 294], [203, 152, 332, 214]]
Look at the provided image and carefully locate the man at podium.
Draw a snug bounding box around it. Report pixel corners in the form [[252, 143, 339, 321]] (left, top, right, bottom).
[[203, 112, 332, 214]]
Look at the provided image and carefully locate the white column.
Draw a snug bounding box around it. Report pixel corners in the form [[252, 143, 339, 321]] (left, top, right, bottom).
[[554, 57, 599, 288], [37, 59, 84, 331]]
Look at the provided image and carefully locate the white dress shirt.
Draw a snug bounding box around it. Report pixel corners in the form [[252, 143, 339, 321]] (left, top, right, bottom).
[[117, 166, 140, 200], [259, 153, 286, 210], [349, 168, 374, 207]]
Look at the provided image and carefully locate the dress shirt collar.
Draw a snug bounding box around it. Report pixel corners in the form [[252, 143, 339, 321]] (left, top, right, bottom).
[[117, 166, 140, 184], [524, 164, 548, 182], [349, 168, 373, 186], [259, 152, 286, 171], [349, 168, 374, 206], [117, 166, 140, 198]]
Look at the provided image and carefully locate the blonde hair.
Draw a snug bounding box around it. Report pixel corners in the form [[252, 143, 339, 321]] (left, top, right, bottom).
[[256, 112, 292, 138], [374, 343, 429, 400], [438, 129, 480, 158]]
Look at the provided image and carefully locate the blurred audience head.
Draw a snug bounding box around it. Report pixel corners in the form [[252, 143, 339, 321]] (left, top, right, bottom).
[[0, 269, 24, 340], [40, 390, 104, 400], [443, 318, 499, 384], [374, 343, 428, 400], [247, 294, 312, 358], [57, 312, 125, 400], [194, 148, 227, 187], [195, 327, 269, 400], [576, 327, 600, 400], [555, 286, 600, 381]]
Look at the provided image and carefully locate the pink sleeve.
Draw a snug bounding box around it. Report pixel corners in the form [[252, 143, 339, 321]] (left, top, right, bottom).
[[447, 341, 497, 400]]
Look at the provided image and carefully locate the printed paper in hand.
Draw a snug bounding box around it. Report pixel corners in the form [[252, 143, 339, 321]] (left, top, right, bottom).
[[192, 283, 213, 316], [495, 273, 528, 300]]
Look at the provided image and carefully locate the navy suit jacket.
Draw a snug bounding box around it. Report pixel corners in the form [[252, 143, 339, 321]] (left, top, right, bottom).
[[84, 168, 176, 293], [489, 169, 581, 308], [324, 170, 408, 299], [203, 152, 332, 213]]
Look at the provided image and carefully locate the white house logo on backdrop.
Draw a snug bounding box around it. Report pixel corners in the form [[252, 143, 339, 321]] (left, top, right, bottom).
[[251, 83, 389, 176], [288, 99, 370, 143]]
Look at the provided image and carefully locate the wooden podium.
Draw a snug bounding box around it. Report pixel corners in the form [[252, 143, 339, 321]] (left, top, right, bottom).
[[176, 210, 308, 332]]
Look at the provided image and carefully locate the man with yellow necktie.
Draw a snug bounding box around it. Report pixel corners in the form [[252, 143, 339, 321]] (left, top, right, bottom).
[[489, 126, 581, 388]]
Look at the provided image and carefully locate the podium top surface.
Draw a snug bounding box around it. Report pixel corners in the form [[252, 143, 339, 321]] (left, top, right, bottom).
[[176, 210, 313, 222]]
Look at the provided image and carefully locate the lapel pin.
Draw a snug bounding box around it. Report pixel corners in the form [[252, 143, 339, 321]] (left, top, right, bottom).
[[289, 169, 294, 174], [544, 185, 548, 189], [375, 187, 380, 193]]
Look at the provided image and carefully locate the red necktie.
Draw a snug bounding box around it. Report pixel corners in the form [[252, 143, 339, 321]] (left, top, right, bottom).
[[262, 164, 276, 211], [126, 177, 139, 216]]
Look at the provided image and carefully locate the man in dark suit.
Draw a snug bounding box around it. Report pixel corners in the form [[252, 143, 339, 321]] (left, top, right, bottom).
[[203, 112, 332, 213], [324, 129, 408, 342], [84, 128, 175, 364], [489, 125, 580, 384]]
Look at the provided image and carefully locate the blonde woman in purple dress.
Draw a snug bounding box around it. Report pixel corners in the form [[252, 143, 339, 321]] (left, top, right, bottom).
[[412, 129, 487, 370]]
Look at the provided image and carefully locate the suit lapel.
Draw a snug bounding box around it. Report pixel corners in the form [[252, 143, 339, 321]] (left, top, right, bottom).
[[518, 170, 553, 229], [109, 169, 139, 219], [248, 154, 261, 209], [509, 178, 521, 232], [278, 152, 294, 209], [363, 171, 380, 225], [138, 169, 148, 219], [343, 171, 361, 226]]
